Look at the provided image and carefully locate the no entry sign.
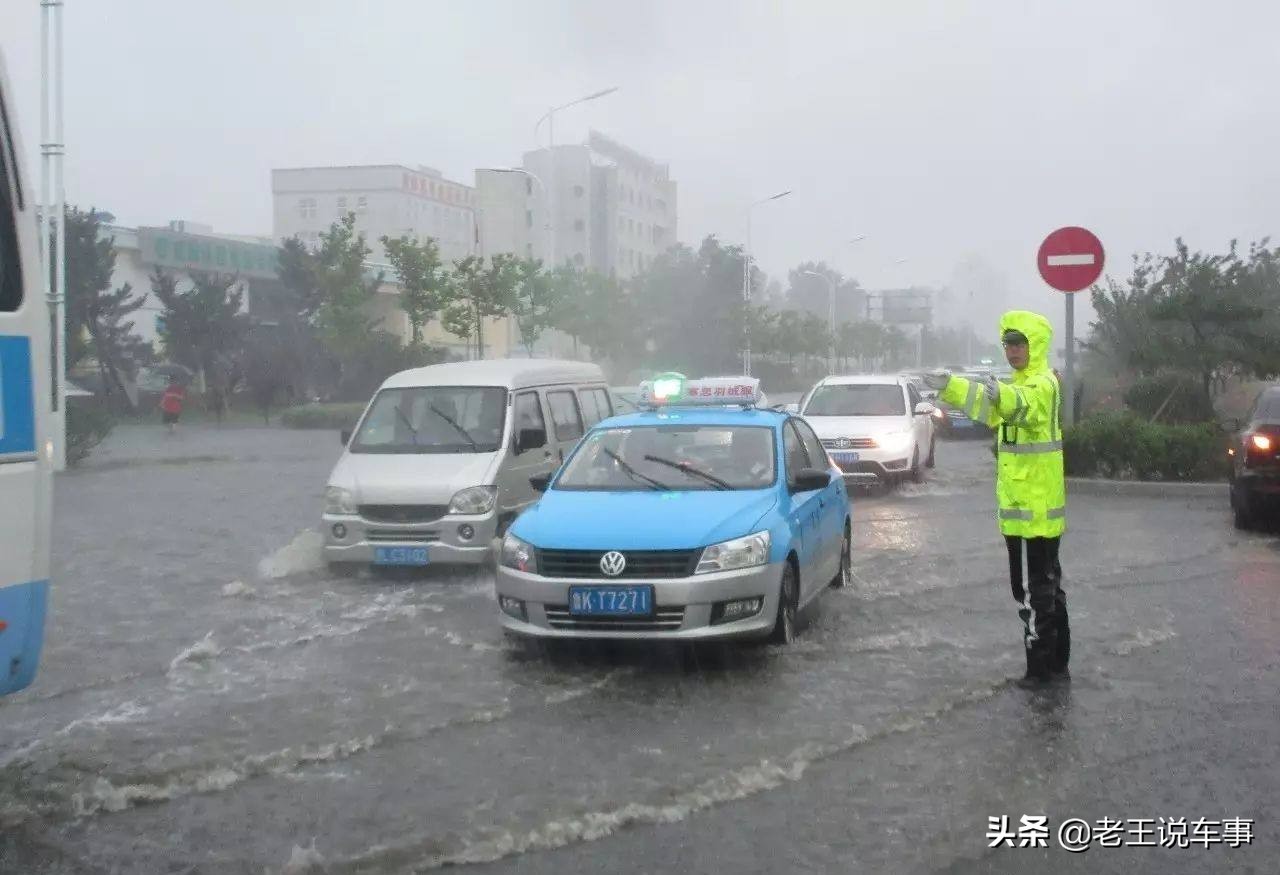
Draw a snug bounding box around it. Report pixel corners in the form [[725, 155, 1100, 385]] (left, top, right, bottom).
[[1037, 226, 1105, 293]]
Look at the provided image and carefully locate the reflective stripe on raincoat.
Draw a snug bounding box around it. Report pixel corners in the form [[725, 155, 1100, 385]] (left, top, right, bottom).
[[939, 310, 1065, 537]]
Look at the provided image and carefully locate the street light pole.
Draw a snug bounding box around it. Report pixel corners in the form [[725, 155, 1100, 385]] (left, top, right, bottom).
[[742, 190, 792, 375], [533, 86, 619, 268], [802, 270, 837, 375]]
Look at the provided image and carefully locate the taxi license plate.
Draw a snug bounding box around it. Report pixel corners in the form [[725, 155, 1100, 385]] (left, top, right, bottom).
[[568, 585, 653, 616], [373, 546, 430, 566], [831, 451, 860, 463]]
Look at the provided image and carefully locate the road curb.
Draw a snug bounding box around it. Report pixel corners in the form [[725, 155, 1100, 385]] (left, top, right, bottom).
[[1066, 477, 1227, 498]]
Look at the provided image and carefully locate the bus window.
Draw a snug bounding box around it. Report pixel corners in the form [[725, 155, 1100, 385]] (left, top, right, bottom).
[[0, 89, 20, 312]]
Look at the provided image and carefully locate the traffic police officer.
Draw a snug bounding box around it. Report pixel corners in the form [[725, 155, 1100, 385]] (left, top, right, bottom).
[[925, 311, 1068, 684]]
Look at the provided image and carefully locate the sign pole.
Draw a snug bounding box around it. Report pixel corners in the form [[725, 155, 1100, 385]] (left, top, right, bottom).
[[1064, 292, 1075, 428]]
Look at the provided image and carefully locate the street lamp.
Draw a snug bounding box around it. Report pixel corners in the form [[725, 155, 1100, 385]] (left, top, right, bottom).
[[742, 190, 792, 375], [532, 86, 619, 266], [802, 270, 838, 375]]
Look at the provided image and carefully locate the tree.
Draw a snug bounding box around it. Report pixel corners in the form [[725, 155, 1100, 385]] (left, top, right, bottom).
[[150, 269, 251, 420], [380, 234, 447, 345], [442, 254, 517, 359], [63, 207, 153, 407], [508, 257, 563, 355], [240, 328, 291, 424], [1086, 239, 1280, 413], [786, 262, 864, 326]]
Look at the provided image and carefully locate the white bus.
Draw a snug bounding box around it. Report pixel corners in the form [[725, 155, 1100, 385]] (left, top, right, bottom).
[[0, 50, 53, 696]]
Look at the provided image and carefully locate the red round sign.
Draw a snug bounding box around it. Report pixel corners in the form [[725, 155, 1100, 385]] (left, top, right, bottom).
[[1037, 226, 1105, 293]]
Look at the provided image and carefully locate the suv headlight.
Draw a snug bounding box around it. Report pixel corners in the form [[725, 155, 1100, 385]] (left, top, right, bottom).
[[449, 485, 497, 515], [696, 531, 771, 574], [878, 432, 913, 453], [325, 486, 357, 515], [499, 532, 538, 573]]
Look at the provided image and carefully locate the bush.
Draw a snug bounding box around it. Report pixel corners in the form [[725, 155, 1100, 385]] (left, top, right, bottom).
[[1122, 374, 1215, 424], [66, 398, 115, 467], [1063, 411, 1226, 481], [279, 402, 367, 430]]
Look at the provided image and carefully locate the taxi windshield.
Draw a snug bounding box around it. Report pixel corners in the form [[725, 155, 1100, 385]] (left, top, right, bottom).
[[350, 386, 507, 454], [555, 425, 776, 491], [804, 384, 906, 416]]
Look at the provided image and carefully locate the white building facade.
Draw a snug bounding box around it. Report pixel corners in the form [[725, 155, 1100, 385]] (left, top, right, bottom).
[[272, 165, 477, 265]]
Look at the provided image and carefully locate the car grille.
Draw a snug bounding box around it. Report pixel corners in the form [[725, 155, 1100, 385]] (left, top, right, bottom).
[[536, 549, 700, 579], [366, 529, 441, 543], [544, 605, 686, 632], [359, 504, 448, 524], [821, 437, 878, 450]]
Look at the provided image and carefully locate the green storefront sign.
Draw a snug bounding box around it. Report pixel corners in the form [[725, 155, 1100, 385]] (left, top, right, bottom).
[[138, 228, 280, 280]]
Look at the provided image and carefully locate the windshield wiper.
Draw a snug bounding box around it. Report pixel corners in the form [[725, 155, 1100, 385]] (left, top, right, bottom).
[[603, 448, 670, 491], [643, 454, 732, 490], [426, 403, 478, 451], [393, 405, 420, 446]]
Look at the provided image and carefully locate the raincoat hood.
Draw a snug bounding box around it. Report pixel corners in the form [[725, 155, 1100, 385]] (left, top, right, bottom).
[[999, 310, 1052, 373]]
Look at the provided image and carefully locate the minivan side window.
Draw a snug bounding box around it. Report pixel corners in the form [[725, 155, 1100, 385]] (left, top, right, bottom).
[[578, 387, 613, 427], [546, 390, 584, 441], [514, 392, 547, 450]]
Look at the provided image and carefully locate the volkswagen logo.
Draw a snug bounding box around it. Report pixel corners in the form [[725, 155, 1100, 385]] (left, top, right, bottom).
[[599, 551, 627, 577]]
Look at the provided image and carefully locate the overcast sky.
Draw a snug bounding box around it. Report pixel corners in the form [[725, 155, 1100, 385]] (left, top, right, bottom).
[[4, 0, 1278, 340]]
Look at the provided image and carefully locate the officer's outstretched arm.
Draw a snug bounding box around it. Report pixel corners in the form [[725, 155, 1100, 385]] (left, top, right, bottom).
[[938, 376, 1003, 428]]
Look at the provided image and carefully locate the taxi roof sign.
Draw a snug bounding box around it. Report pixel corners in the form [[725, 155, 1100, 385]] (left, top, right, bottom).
[[638, 375, 762, 408]]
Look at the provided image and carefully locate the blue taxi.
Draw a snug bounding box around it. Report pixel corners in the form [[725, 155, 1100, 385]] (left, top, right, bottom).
[[495, 376, 851, 645]]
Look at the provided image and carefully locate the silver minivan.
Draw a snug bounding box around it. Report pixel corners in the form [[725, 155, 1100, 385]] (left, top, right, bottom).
[[322, 359, 611, 570]]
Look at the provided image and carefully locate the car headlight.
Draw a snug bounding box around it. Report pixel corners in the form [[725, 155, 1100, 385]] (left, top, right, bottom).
[[325, 486, 357, 515], [448, 485, 497, 515], [696, 531, 771, 574], [499, 532, 538, 573], [878, 432, 913, 452]]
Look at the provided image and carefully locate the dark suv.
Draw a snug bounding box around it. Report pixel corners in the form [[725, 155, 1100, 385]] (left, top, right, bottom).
[[1229, 386, 1280, 530]]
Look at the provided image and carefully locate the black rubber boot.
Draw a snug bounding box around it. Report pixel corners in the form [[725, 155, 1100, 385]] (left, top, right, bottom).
[[1017, 641, 1055, 688]]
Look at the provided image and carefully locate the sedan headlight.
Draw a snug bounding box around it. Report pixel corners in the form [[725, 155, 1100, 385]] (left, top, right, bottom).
[[696, 531, 771, 574], [448, 485, 497, 515], [325, 486, 357, 515], [878, 432, 913, 453], [499, 532, 538, 574]]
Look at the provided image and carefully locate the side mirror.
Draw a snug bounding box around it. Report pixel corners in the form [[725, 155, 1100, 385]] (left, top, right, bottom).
[[529, 473, 551, 492], [784, 403, 800, 415], [914, 402, 934, 416], [340, 429, 352, 446], [790, 468, 832, 493], [516, 426, 547, 454]]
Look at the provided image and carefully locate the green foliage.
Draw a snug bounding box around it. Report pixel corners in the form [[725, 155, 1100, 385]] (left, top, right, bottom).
[[508, 257, 563, 355], [1063, 412, 1226, 481], [150, 269, 250, 417], [279, 402, 368, 430], [380, 234, 446, 345], [63, 207, 153, 407], [66, 398, 115, 467], [442, 254, 518, 359], [1087, 239, 1280, 411], [1122, 373, 1216, 424]]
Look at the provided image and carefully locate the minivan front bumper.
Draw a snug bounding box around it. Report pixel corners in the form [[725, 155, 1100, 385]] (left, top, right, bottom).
[[322, 508, 498, 566]]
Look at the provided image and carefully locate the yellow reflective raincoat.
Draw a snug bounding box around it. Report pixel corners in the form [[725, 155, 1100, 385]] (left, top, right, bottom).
[[939, 311, 1065, 538]]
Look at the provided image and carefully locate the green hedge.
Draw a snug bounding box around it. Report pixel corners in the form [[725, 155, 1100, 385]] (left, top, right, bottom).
[[66, 399, 116, 467], [279, 402, 367, 430], [1063, 411, 1226, 481]]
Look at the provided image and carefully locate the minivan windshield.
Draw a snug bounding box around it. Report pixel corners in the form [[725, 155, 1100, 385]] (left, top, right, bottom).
[[350, 386, 507, 454], [804, 384, 906, 417], [556, 425, 776, 491]]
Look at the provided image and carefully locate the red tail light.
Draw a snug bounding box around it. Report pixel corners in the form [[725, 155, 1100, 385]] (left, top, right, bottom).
[[1250, 434, 1273, 452]]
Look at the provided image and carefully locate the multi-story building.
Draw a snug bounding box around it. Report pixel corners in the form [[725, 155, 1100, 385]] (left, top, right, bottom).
[[272, 165, 477, 264], [475, 130, 677, 281]]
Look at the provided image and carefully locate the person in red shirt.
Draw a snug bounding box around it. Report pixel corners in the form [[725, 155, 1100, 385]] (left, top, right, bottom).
[[159, 380, 186, 433]]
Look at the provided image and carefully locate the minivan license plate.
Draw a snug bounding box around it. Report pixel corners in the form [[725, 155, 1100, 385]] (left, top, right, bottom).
[[373, 546, 430, 566], [568, 585, 653, 616]]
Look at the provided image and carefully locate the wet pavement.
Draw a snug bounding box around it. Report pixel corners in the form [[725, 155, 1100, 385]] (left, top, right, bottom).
[[1, 425, 1277, 874]]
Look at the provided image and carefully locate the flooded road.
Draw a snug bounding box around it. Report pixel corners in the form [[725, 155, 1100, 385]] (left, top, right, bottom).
[[2, 427, 1275, 874]]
